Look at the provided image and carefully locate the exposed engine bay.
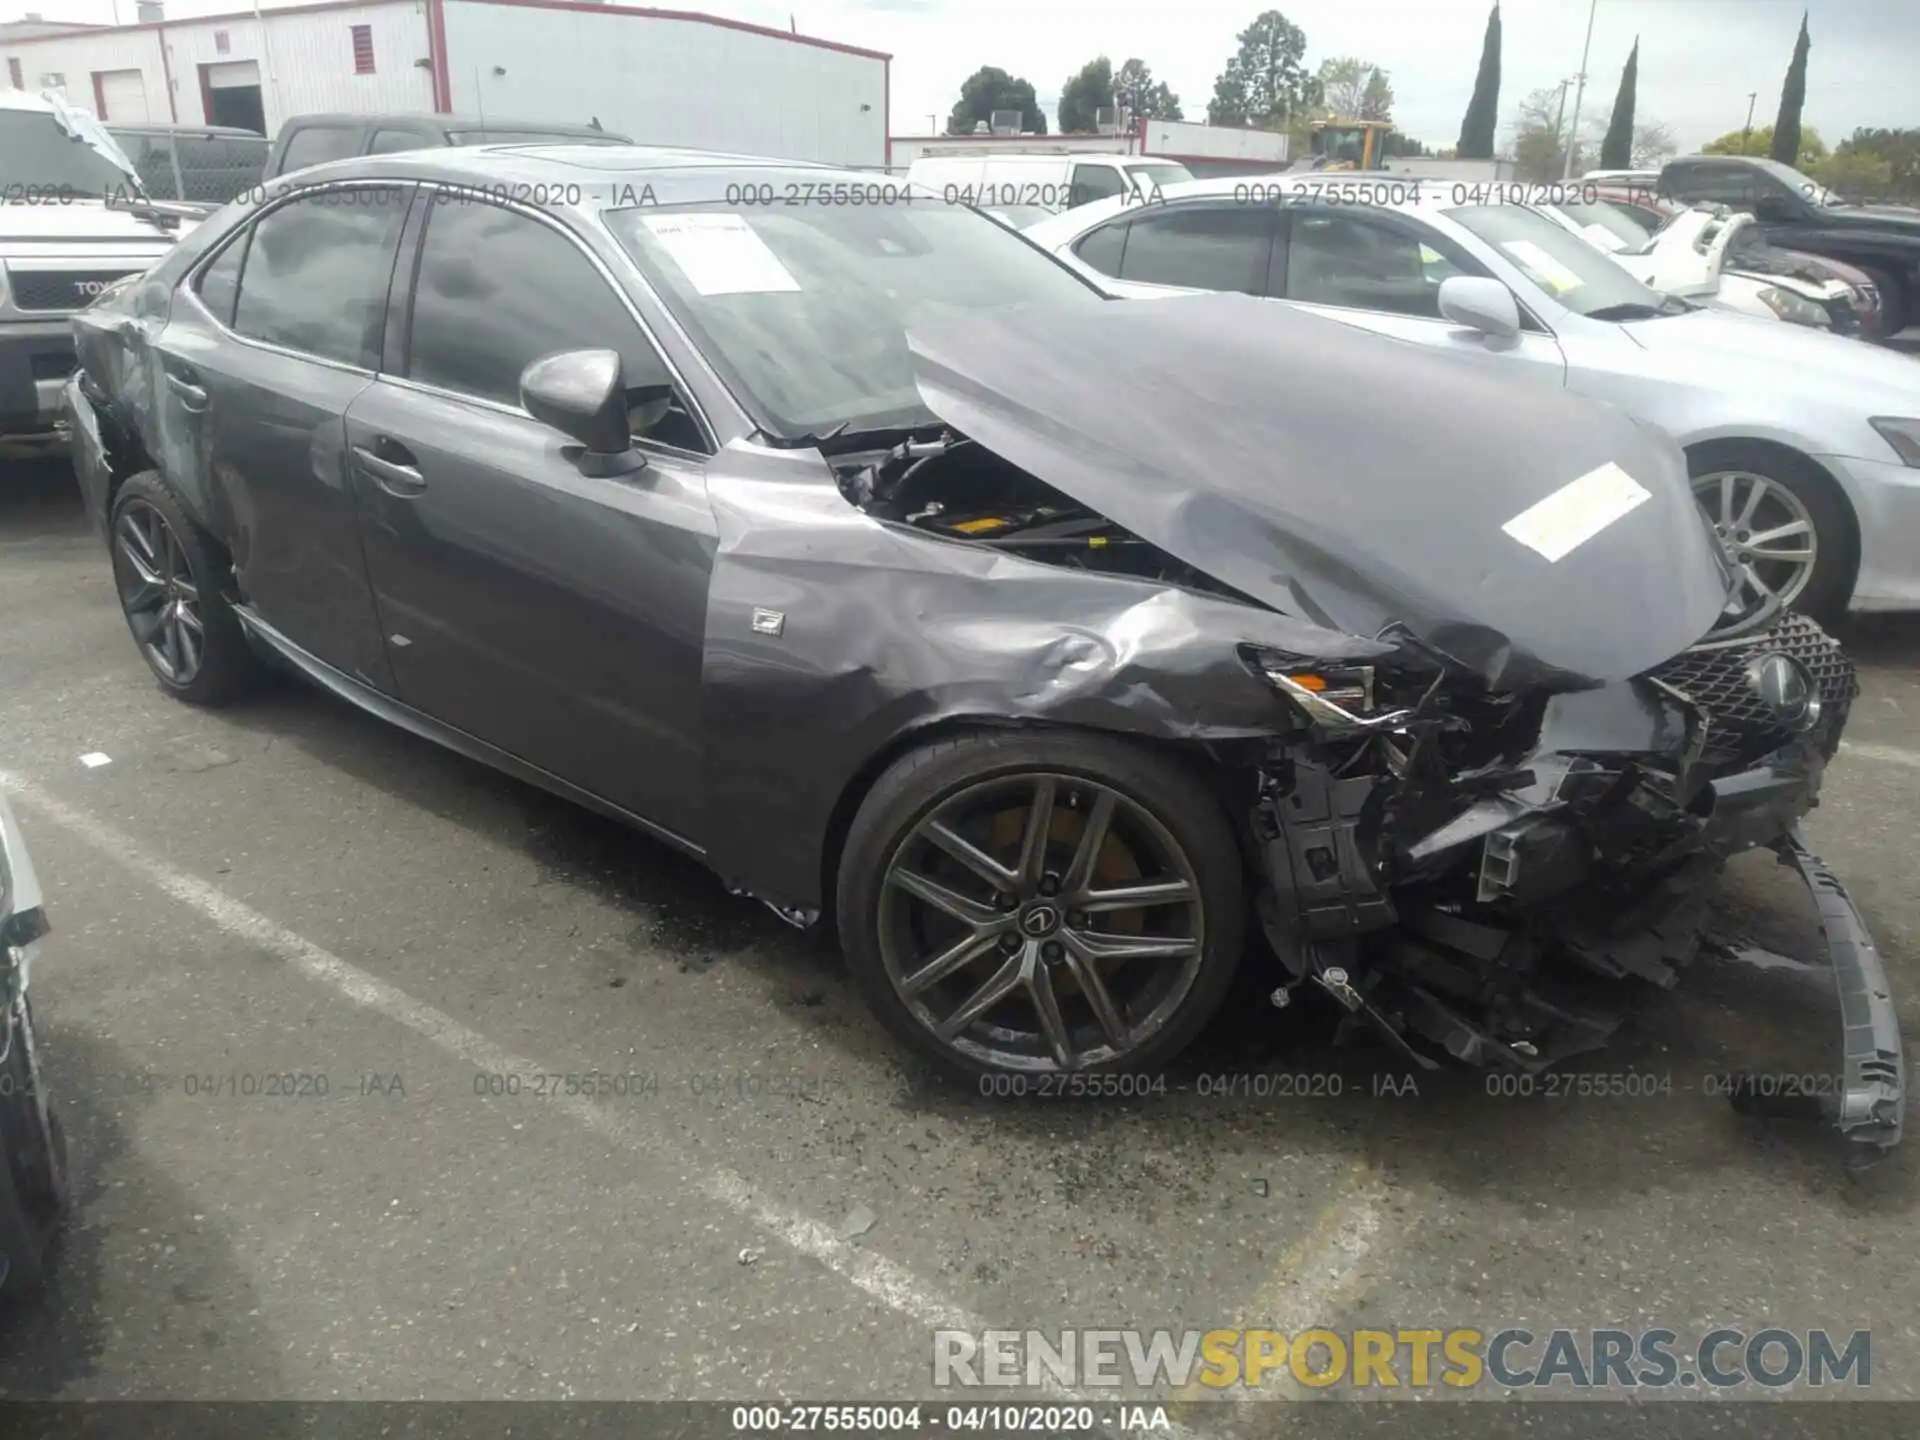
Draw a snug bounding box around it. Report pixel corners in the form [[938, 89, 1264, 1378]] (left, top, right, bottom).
[[837, 431, 1245, 598]]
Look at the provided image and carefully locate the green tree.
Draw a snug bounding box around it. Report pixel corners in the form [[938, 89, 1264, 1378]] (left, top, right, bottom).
[[1114, 58, 1183, 123], [1316, 56, 1391, 120], [1772, 11, 1810, 166], [1360, 67, 1394, 121], [1208, 11, 1319, 130], [1058, 56, 1116, 133], [1827, 127, 1920, 200], [1457, 3, 1501, 159], [1703, 123, 1825, 165], [1599, 38, 1638, 169], [1510, 86, 1566, 182], [946, 66, 1048, 136]]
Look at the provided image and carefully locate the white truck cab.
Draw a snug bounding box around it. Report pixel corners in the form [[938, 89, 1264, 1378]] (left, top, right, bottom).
[[905, 152, 1194, 215], [1, 90, 192, 447]]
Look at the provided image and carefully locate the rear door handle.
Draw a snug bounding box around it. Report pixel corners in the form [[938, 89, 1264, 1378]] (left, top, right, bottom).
[[352, 443, 427, 497], [164, 371, 208, 412]]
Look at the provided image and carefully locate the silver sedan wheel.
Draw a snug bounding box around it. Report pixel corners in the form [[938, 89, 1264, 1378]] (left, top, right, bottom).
[[876, 773, 1205, 1073], [1692, 470, 1819, 615]]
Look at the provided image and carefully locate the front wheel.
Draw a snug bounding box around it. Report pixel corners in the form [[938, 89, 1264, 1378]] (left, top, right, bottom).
[[1688, 444, 1853, 626], [836, 730, 1246, 1084]]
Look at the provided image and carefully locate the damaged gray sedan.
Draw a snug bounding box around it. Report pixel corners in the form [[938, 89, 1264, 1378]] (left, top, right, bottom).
[[62, 147, 1902, 1157]]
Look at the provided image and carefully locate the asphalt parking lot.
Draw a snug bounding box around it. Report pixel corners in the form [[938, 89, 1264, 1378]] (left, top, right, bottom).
[[2, 455, 1918, 1429]]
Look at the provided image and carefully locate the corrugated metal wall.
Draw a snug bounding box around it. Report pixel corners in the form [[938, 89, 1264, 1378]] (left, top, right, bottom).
[[442, 3, 886, 168], [0, 2, 429, 132]]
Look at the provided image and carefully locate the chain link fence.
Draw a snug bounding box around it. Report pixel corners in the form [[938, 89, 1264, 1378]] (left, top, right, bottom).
[[105, 128, 271, 206]]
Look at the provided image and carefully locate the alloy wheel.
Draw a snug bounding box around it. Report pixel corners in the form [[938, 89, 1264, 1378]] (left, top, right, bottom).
[[877, 773, 1205, 1073], [1692, 470, 1818, 617], [112, 498, 205, 685]]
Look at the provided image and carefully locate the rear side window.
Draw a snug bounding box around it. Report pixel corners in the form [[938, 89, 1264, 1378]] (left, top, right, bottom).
[[1117, 205, 1275, 295], [278, 125, 361, 173], [193, 231, 248, 326], [231, 186, 410, 367], [368, 129, 434, 154], [404, 196, 674, 413]]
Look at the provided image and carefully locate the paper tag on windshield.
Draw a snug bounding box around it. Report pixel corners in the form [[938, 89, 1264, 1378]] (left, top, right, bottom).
[[640, 213, 800, 296], [1502, 463, 1652, 563], [1500, 239, 1584, 293], [1581, 222, 1628, 252]]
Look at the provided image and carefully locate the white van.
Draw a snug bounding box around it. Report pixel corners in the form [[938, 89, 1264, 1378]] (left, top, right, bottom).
[[905, 153, 1194, 214]]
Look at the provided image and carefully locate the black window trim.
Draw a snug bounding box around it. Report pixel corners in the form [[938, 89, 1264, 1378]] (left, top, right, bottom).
[[384, 185, 718, 460], [1106, 197, 1281, 294], [180, 177, 416, 375], [1278, 203, 1554, 334]]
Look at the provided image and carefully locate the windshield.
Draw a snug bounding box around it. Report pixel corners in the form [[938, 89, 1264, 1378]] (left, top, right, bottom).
[[984, 205, 1053, 229], [1447, 203, 1667, 318], [1127, 162, 1194, 189], [0, 109, 137, 193], [1749, 156, 1843, 206], [607, 200, 1105, 438], [1552, 199, 1652, 253]]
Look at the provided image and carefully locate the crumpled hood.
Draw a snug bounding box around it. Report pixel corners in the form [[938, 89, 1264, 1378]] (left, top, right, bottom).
[[906, 292, 1728, 689]]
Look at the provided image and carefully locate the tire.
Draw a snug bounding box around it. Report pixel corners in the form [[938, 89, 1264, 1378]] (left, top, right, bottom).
[[0, 1000, 67, 1302], [1859, 266, 1908, 339], [836, 729, 1246, 1085], [108, 470, 262, 706], [1687, 442, 1854, 626]]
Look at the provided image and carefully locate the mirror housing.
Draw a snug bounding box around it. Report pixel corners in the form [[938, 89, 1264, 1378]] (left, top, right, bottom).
[[521, 348, 646, 477], [1438, 276, 1522, 340], [1753, 192, 1799, 223]]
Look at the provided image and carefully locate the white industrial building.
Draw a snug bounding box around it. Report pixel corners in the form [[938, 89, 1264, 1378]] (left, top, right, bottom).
[[0, 0, 890, 167]]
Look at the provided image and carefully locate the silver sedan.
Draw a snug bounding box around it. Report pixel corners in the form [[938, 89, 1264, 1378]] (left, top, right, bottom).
[[1026, 177, 1920, 622]]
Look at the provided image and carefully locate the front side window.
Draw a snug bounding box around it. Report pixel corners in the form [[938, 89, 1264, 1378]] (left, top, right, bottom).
[[278, 125, 360, 173], [607, 199, 1104, 439], [1068, 163, 1126, 209], [1668, 163, 1756, 208], [405, 197, 678, 424], [230, 186, 409, 367], [1118, 205, 1274, 295], [1284, 209, 1467, 317]]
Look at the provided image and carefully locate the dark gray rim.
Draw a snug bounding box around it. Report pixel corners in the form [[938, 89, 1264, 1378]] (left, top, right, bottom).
[[112, 498, 204, 685], [877, 772, 1205, 1073]]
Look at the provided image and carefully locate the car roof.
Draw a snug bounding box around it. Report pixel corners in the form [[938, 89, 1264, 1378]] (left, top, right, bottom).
[[275, 142, 857, 207], [281, 112, 616, 137], [107, 122, 264, 138], [1027, 172, 1463, 240]]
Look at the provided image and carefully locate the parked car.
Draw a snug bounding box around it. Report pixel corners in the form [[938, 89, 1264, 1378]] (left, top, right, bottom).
[[1, 89, 194, 448], [104, 122, 269, 208], [904, 153, 1193, 214], [1572, 186, 1884, 337], [61, 147, 1904, 1159], [1025, 175, 1920, 621], [1536, 199, 1858, 333], [265, 112, 629, 179], [1656, 153, 1920, 335], [0, 792, 67, 1300]]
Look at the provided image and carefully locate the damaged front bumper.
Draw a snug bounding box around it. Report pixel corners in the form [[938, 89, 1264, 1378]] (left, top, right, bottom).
[[1251, 613, 1905, 1158]]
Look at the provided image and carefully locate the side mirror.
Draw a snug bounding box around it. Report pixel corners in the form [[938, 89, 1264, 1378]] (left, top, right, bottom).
[[1438, 276, 1521, 340], [1753, 192, 1798, 223], [520, 348, 645, 477]]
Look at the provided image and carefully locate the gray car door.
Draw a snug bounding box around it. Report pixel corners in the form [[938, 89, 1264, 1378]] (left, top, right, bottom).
[[157, 180, 412, 688], [343, 190, 717, 843]]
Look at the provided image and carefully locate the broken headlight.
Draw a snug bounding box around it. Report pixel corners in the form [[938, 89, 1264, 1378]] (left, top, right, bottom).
[[1261, 662, 1378, 715]]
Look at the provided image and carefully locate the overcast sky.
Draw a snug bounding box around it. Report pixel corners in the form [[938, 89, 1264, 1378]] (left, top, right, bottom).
[[10, 0, 1916, 150]]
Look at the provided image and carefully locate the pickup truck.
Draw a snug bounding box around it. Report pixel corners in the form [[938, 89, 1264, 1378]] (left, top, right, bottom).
[[265, 112, 629, 180], [1657, 153, 1920, 335]]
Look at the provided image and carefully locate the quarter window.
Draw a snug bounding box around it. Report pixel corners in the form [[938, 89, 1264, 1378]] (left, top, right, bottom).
[[404, 197, 698, 448], [229, 186, 409, 367], [1116, 205, 1274, 295], [193, 231, 247, 326], [1072, 219, 1128, 277]]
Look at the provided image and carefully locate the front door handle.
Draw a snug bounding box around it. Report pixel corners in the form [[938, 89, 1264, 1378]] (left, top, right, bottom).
[[164, 371, 208, 412], [352, 443, 427, 497]]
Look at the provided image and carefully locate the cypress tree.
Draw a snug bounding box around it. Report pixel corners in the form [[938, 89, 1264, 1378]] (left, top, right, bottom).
[[1457, 4, 1501, 159], [1771, 12, 1810, 165], [1599, 39, 1638, 169]]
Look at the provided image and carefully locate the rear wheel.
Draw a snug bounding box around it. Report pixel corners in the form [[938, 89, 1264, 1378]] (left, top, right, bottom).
[[1688, 444, 1853, 626], [108, 471, 262, 706], [836, 730, 1245, 1084]]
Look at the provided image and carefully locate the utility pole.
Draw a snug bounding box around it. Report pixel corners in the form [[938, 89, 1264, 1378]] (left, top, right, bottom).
[[1741, 91, 1757, 154], [1562, 0, 1599, 178], [1552, 78, 1572, 176]]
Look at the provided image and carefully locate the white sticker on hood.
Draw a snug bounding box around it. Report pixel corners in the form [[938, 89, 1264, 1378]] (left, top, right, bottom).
[[1502, 462, 1653, 563], [640, 213, 800, 296]]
